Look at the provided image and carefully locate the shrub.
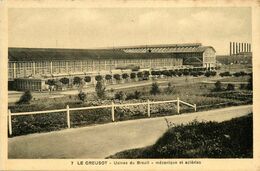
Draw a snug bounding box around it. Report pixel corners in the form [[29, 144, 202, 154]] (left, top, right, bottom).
[[226, 84, 235, 91], [60, 77, 69, 85], [16, 90, 33, 104], [130, 73, 136, 79], [95, 75, 103, 82], [73, 77, 82, 85], [126, 91, 142, 100], [95, 81, 106, 99], [84, 76, 91, 82], [219, 72, 231, 77], [165, 82, 174, 94], [122, 73, 129, 80], [214, 81, 222, 91], [78, 91, 87, 102], [114, 91, 126, 100], [150, 82, 160, 95]]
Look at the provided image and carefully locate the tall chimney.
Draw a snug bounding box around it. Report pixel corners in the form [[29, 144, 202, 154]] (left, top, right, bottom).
[[233, 42, 236, 55], [236, 42, 238, 54], [230, 42, 232, 56]]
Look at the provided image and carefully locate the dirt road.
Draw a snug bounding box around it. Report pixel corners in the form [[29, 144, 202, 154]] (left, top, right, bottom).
[[8, 105, 252, 159]]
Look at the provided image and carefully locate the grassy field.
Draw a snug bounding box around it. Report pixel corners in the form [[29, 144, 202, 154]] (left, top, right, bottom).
[[8, 74, 252, 136], [107, 113, 253, 158]]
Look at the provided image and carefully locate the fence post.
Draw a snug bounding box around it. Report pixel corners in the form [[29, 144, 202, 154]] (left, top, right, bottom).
[[177, 97, 180, 114], [147, 99, 151, 117], [194, 104, 197, 112], [111, 101, 115, 122], [8, 109, 12, 136], [66, 105, 70, 128]]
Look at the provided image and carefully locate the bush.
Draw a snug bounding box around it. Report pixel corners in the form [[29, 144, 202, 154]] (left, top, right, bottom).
[[84, 76, 91, 83], [219, 72, 231, 77], [78, 91, 87, 102], [226, 84, 235, 91], [16, 90, 33, 104], [60, 77, 69, 85], [114, 91, 126, 100], [164, 82, 174, 94], [150, 82, 160, 95], [95, 81, 106, 99], [126, 91, 142, 100], [214, 81, 222, 91]]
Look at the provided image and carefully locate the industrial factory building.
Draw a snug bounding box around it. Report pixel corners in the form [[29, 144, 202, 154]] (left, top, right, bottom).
[[217, 42, 252, 65], [8, 43, 216, 91]]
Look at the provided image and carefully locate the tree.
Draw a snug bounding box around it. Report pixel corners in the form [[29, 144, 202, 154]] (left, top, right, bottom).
[[226, 84, 235, 91], [105, 74, 112, 81], [47, 79, 56, 86], [137, 72, 143, 79], [95, 75, 103, 82], [113, 74, 121, 81], [150, 82, 160, 95], [130, 73, 136, 79], [78, 91, 87, 102], [16, 90, 32, 104], [247, 76, 253, 90], [73, 77, 82, 85], [122, 73, 129, 80], [60, 77, 69, 85], [95, 81, 106, 99], [214, 81, 222, 91], [84, 76, 91, 83]]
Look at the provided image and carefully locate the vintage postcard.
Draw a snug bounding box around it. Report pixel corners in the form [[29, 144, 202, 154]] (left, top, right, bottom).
[[0, 0, 260, 170]]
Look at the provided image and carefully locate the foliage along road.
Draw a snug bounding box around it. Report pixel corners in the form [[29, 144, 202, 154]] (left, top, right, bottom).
[[8, 105, 252, 159]]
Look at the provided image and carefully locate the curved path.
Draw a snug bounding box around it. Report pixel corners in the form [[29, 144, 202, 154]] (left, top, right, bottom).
[[8, 105, 252, 159]]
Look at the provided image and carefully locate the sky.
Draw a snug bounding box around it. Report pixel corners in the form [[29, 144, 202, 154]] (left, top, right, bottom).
[[8, 7, 252, 55]]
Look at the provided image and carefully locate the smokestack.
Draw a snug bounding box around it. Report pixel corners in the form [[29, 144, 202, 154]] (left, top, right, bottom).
[[236, 42, 238, 54], [230, 42, 232, 56], [233, 42, 236, 55]]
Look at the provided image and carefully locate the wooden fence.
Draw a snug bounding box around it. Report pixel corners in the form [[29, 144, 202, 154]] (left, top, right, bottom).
[[8, 97, 196, 135]]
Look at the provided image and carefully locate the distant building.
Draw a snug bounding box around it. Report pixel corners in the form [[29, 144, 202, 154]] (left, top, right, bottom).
[[217, 42, 252, 65], [8, 43, 216, 91]]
